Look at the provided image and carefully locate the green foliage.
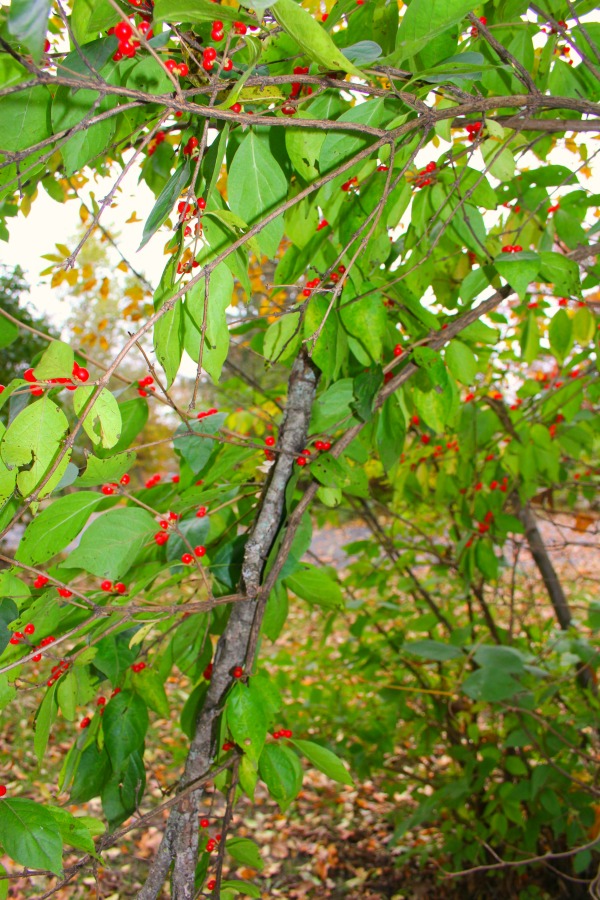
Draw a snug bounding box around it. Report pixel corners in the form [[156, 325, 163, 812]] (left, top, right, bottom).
[[0, 0, 598, 894]]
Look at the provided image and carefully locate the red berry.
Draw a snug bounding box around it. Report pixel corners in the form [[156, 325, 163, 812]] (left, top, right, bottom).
[[230, 102, 242, 113], [111, 687, 121, 696], [101, 580, 113, 591], [115, 583, 127, 594], [32, 653, 42, 662], [168, 511, 178, 521], [165, 58, 177, 72], [206, 839, 217, 851], [322, 441, 331, 451], [97, 697, 106, 706], [393, 344, 403, 357], [223, 57, 233, 71], [23, 367, 36, 382], [265, 435, 276, 448], [101, 484, 115, 495], [34, 575, 49, 589], [201, 818, 210, 827], [203, 663, 213, 680], [196, 507, 208, 518], [172, 474, 180, 483], [425, 161, 437, 173], [24, 623, 35, 636], [178, 63, 189, 77], [181, 553, 194, 564], [194, 546, 206, 557], [281, 104, 297, 116], [114, 20, 133, 40], [132, 661, 146, 672], [221, 743, 234, 753], [233, 21, 247, 33], [513, 245, 523, 252], [204, 47, 217, 62], [207, 881, 216, 891], [420, 434, 430, 445], [296, 456, 307, 466], [155, 532, 169, 545], [411, 415, 420, 426], [120, 473, 131, 485], [314, 440, 325, 451], [80, 717, 91, 729], [58, 588, 73, 598], [0, 786, 6, 798], [232, 666, 243, 678]]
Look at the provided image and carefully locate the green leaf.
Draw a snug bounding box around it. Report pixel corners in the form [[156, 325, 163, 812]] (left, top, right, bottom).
[[461, 668, 521, 702], [139, 162, 191, 250], [473, 645, 525, 674], [228, 132, 288, 259], [226, 836, 264, 871], [495, 251, 540, 300], [290, 739, 353, 786], [258, 743, 303, 811], [48, 807, 96, 854], [393, 0, 479, 61], [0, 317, 18, 350], [481, 141, 515, 182], [227, 682, 269, 763], [101, 749, 145, 829], [539, 251, 581, 297], [445, 339, 477, 385], [173, 413, 225, 474], [77, 451, 136, 487], [8, 0, 52, 62], [34, 683, 58, 765], [403, 640, 463, 661], [0, 396, 70, 498], [221, 881, 261, 898], [70, 742, 111, 803], [263, 312, 303, 363], [0, 86, 52, 152], [548, 308, 573, 363], [132, 668, 170, 718], [309, 379, 354, 433], [34, 341, 74, 380], [519, 312, 540, 364], [285, 113, 327, 181], [16, 491, 103, 565], [153, 0, 252, 24], [340, 293, 387, 363], [102, 691, 148, 771], [271, 0, 364, 77], [96, 399, 147, 458], [319, 99, 389, 175], [285, 564, 344, 610], [63, 507, 156, 579], [376, 394, 406, 472], [185, 264, 234, 383], [73, 387, 122, 449], [153, 294, 183, 389], [573, 306, 595, 344], [0, 798, 63, 874]]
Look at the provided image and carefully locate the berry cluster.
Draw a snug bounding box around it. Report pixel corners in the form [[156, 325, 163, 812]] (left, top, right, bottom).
[[465, 121, 483, 141], [145, 473, 162, 488], [23, 361, 89, 396], [131, 661, 146, 673], [164, 58, 189, 77], [302, 277, 320, 298], [414, 161, 437, 188], [197, 407, 218, 419], [47, 658, 70, 687], [316, 219, 328, 231], [183, 135, 199, 156], [469, 15, 487, 36], [501, 244, 523, 253], [148, 130, 166, 156], [272, 728, 293, 739], [138, 374, 155, 397], [341, 175, 359, 192], [289, 65, 310, 102], [34, 574, 49, 589], [108, 19, 152, 62], [9, 622, 35, 645], [100, 580, 127, 593]]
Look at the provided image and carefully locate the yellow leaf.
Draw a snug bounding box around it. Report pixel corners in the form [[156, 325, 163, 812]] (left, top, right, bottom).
[[51, 270, 65, 288], [56, 243, 71, 257], [98, 318, 108, 331], [125, 284, 144, 302], [79, 204, 89, 223], [82, 278, 97, 291], [72, 325, 83, 334], [117, 261, 128, 272], [66, 269, 78, 286], [126, 211, 142, 223], [82, 263, 93, 279], [99, 336, 109, 350], [581, 165, 592, 179], [100, 277, 110, 299]]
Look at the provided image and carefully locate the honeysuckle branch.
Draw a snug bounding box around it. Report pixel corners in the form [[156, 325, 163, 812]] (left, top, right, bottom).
[[468, 12, 539, 94]]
